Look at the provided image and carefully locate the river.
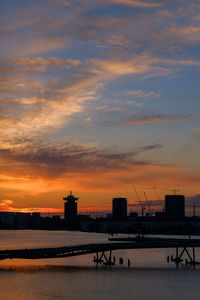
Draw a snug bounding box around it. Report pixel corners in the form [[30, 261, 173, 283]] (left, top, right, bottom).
[[0, 230, 200, 300]]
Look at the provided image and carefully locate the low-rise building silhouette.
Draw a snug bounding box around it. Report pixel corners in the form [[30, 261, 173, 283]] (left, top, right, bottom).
[[15, 212, 31, 229]]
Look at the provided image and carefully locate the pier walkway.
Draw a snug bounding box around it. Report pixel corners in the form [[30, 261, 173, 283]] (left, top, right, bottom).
[[1, 237, 200, 266]]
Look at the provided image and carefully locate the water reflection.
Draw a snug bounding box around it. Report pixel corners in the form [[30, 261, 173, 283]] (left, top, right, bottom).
[[1, 263, 200, 273]]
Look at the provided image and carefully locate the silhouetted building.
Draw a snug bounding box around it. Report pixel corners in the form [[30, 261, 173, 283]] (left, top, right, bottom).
[[0, 212, 15, 228], [31, 212, 41, 228], [165, 194, 185, 220], [63, 191, 78, 222], [112, 198, 127, 219], [15, 213, 31, 228], [155, 211, 165, 219], [129, 211, 138, 218]]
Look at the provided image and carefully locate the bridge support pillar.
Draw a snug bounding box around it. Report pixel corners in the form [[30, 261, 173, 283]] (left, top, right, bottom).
[[93, 250, 115, 267], [171, 247, 198, 268]]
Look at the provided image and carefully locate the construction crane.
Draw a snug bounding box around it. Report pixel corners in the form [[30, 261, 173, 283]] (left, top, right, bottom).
[[143, 187, 164, 212], [143, 192, 154, 216], [190, 202, 200, 217], [153, 187, 164, 211], [132, 185, 146, 216], [166, 189, 180, 195]]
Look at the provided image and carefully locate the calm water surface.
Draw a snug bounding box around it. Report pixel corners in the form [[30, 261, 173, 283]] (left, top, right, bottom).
[[0, 230, 200, 300]]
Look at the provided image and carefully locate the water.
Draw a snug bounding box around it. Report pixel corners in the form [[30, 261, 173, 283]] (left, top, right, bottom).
[[1, 230, 200, 300]]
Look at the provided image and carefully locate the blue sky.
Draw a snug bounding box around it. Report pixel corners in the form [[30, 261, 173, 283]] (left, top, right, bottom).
[[0, 0, 200, 213]]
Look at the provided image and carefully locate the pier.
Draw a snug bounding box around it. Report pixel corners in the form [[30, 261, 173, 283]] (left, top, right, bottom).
[[1, 237, 200, 267]]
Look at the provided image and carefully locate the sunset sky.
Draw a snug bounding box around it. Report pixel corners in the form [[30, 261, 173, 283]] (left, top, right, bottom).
[[0, 0, 200, 214]]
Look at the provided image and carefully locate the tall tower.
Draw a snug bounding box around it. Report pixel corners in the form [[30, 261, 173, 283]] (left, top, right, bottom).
[[63, 191, 78, 222]]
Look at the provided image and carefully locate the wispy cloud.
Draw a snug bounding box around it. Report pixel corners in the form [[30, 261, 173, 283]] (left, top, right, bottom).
[[15, 38, 68, 56], [104, 0, 160, 8], [169, 26, 200, 43], [192, 127, 200, 134], [0, 199, 15, 212], [118, 114, 190, 125], [54, 0, 160, 8], [0, 198, 63, 213], [54, 0, 70, 6], [158, 9, 174, 17], [127, 90, 160, 98], [106, 35, 130, 47], [0, 57, 81, 74], [0, 53, 198, 147]]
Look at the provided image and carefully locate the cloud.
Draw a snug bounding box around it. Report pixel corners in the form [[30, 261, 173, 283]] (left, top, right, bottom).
[[1, 0, 199, 60], [1, 139, 195, 200], [104, 0, 160, 8], [90, 54, 158, 76], [0, 140, 174, 198], [0, 138, 199, 210], [0, 198, 63, 213], [118, 114, 190, 125], [0, 142, 163, 178], [0, 57, 99, 144], [169, 26, 200, 43], [53, 0, 160, 8], [0, 53, 198, 147], [89, 55, 200, 81], [0, 57, 81, 74], [193, 15, 200, 21], [13, 38, 68, 56], [106, 35, 130, 47], [54, 0, 70, 6], [0, 0, 199, 213], [127, 90, 160, 98], [158, 9, 174, 17], [96, 106, 139, 114], [0, 54, 154, 143], [192, 127, 200, 134], [0, 199, 15, 212], [155, 24, 200, 46]]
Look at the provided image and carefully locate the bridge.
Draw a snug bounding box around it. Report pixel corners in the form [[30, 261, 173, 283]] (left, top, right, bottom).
[[1, 237, 200, 267]]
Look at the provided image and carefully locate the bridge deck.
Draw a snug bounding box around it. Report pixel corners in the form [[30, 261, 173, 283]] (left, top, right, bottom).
[[1, 238, 200, 260]]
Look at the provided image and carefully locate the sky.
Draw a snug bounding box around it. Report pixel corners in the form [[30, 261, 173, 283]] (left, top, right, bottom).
[[0, 0, 200, 215]]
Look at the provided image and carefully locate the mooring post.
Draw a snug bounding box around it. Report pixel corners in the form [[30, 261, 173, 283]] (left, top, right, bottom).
[[176, 247, 179, 269], [176, 247, 178, 258], [193, 247, 195, 262], [96, 252, 99, 265], [193, 247, 196, 269], [109, 250, 112, 266], [96, 252, 99, 268]]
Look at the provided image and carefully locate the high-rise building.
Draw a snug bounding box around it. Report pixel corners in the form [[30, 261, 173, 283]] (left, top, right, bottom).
[[165, 194, 185, 220], [63, 191, 78, 222], [112, 197, 127, 219]]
